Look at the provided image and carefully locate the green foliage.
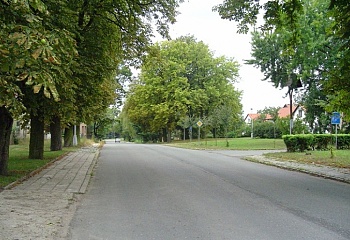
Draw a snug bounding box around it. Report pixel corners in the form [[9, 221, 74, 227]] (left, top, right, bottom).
[[253, 121, 282, 139], [283, 134, 350, 152], [283, 134, 314, 152], [334, 135, 350, 150], [214, 0, 350, 122], [313, 134, 332, 150], [0, 0, 77, 117], [124, 36, 242, 141], [1, 0, 183, 172], [92, 107, 118, 140]]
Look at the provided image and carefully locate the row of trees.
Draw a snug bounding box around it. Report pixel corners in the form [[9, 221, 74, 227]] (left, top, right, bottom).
[[121, 36, 243, 143], [0, 0, 183, 175], [214, 0, 350, 129]]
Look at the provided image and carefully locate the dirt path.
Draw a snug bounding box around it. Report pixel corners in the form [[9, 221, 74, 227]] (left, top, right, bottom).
[[0, 190, 81, 239]]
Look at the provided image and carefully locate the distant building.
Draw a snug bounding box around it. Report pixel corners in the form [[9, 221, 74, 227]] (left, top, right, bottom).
[[278, 104, 306, 120], [80, 123, 87, 138], [244, 104, 306, 124]]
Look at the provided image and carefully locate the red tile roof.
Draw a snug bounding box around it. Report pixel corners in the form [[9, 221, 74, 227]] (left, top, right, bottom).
[[245, 113, 273, 121], [278, 104, 298, 118], [245, 104, 300, 121]]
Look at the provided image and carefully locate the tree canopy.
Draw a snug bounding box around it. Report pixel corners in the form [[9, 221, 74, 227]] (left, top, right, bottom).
[[123, 36, 242, 142], [0, 0, 183, 174], [214, 0, 350, 119]]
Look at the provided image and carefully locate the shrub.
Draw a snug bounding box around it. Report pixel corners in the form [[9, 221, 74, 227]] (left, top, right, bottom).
[[283, 134, 350, 152], [335, 134, 350, 149], [313, 134, 332, 150], [283, 135, 299, 152]]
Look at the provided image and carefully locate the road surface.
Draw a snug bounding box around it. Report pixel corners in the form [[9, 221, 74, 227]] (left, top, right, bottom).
[[68, 141, 350, 240]]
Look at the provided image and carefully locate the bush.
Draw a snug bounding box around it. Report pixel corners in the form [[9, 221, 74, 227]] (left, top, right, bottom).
[[336, 134, 350, 149], [226, 131, 235, 138], [283, 135, 313, 152], [312, 134, 332, 150], [283, 134, 350, 152], [283, 135, 295, 152]]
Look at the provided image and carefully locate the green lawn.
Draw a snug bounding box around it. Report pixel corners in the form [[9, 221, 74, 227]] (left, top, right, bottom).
[[0, 140, 78, 188], [167, 137, 350, 169], [167, 138, 286, 150]]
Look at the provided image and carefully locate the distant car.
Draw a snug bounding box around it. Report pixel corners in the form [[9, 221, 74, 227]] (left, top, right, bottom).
[[115, 138, 121, 143]]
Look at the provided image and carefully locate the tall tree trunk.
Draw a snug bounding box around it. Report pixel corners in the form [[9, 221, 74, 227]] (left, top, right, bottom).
[[162, 128, 167, 142], [64, 126, 73, 147], [29, 112, 44, 159], [0, 106, 14, 176], [50, 116, 62, 151], [167, 128, 171, 143]]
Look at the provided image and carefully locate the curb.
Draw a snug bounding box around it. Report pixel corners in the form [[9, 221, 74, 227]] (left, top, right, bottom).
[[78, 149, 100, 194], [245, 155, 350, 184]]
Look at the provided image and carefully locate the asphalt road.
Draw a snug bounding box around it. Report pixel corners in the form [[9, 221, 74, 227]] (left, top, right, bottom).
[[68, 141, 350, 240]]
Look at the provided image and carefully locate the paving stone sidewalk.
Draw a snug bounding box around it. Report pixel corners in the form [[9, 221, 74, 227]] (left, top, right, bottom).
[[0, 146, 99, 240], [12, 147, 98, 194]]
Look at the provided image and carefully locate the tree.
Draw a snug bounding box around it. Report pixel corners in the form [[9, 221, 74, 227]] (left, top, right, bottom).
[[0, 1, 76, 170], [177, 115, 192, 141], [0, 0, 183, 174], [216, 105, 237, 147], [214, 0, 350, 120], [258, 107, 280, 122], [124, 36, 242, 142], [243, 0, 341, 133]]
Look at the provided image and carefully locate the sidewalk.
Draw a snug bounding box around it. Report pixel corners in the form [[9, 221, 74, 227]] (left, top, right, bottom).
[[0, 146, 99, 240], [10, 146, 98, 194]]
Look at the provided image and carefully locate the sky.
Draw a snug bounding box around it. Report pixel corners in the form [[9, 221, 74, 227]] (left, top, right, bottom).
[[153, 0, 288, 116]]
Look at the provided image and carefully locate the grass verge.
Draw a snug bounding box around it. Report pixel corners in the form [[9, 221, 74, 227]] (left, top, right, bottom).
[[167, 137, 350, 169], [264, 150, 350, 169], [167, 138, 286, 150]]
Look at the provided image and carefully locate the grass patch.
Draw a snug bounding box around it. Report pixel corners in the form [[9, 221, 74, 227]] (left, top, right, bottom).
[[167, 138, 286, 150], [0, 139, 79, 188], [264, 150, 350, 169], [168, 137, 350, 169]]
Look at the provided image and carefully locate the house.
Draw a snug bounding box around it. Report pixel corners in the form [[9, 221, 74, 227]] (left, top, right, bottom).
[[245, 113, 273, 123], [278, 104, 305, 120], [244, 104, 306, 124]]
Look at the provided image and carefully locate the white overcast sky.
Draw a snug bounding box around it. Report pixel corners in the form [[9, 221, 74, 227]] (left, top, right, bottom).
[[153, 0, 288, 115]]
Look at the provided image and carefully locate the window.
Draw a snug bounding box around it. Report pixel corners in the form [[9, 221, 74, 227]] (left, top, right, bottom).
[[298, 109, 302, 118]]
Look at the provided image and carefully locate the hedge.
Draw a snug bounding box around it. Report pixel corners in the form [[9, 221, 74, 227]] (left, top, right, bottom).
[[283, 134, 350, 152]]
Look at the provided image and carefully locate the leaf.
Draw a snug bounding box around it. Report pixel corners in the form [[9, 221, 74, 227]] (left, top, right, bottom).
[[33, 84, 42, 93], [32, 48, 43, 59], [11, 32, 25, 39], [0, 49, 10, 55], [15, 59, 25, 68], [0, 63, 10, 72], [26, 77, 33, 85], [17, 72, 28, 81], [48, 56, 60, 65], [16, 36, 26, 46], [43, 87, 51, 98], [49, 85, 60, 101]]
